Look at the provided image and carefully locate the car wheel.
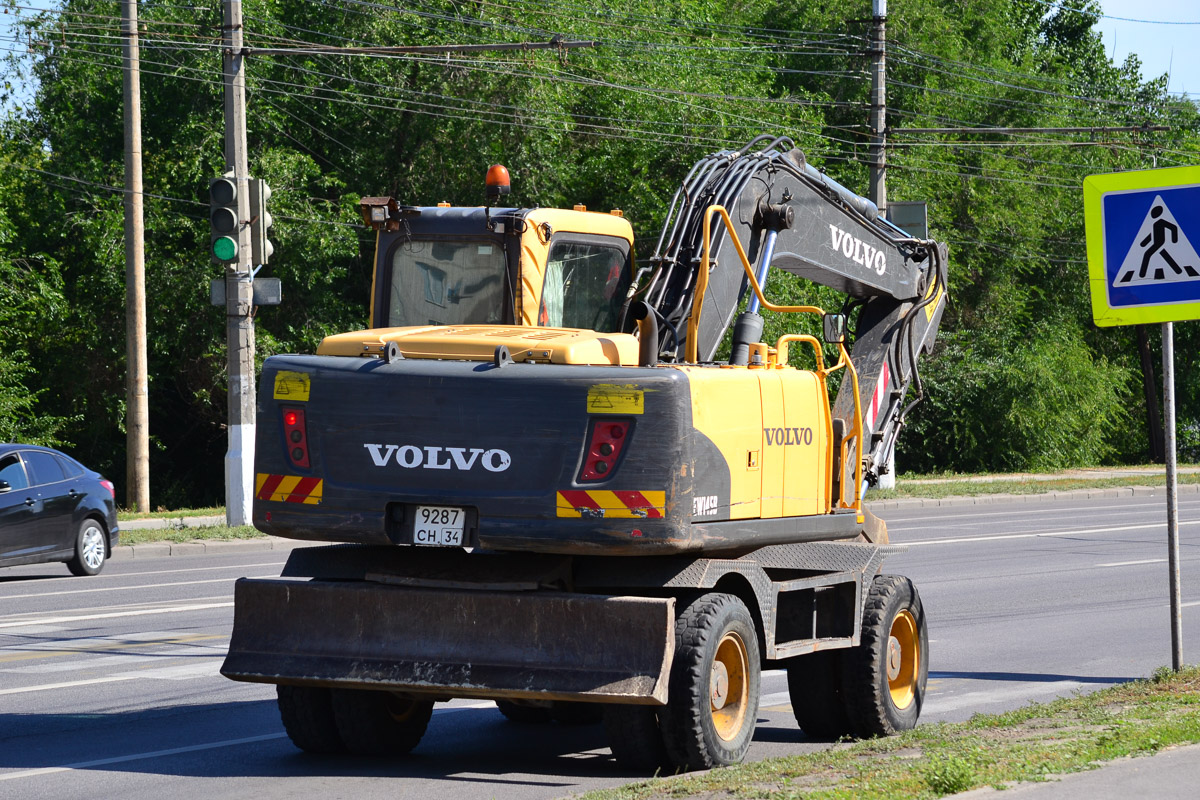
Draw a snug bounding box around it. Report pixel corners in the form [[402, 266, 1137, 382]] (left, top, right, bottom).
[[67, 518, 107, 576]]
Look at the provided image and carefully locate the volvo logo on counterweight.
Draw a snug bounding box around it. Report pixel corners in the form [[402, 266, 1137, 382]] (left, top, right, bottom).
[[363, 443, 512, 472]]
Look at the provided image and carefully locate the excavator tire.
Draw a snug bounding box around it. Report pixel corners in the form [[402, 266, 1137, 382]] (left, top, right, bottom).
[[843, 575, 928, 737], [276, 685, 345, 754], [602, 704, 670, 773], [495, 700, 553, 724], [786, 649, 853, 740], [331, 689, 433, 756], [659, 593, 761, 770], [550, 701, 603, 725]]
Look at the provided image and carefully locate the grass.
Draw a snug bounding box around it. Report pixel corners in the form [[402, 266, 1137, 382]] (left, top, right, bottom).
[[117, 506, 223, 522], [118, 524, 266, 545], [581, 666, 1200, 800]]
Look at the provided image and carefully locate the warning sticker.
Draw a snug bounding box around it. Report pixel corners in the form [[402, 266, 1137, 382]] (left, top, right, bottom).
[[587, 384, 644, 415], [273, 371, 311, 402], [1111, 195, 1200, 287]]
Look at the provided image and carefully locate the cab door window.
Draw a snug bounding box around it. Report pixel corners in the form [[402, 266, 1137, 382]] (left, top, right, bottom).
[[538, 239, 631, 332]]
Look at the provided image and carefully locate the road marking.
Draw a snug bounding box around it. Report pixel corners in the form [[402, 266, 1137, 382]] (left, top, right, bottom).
[[0, 560, 288, 593], [885, 498, 1200, 530], [0, 601, 233, 630], [0, 675, 140, 696], [0, 733, 288, 782], [0, 633, 223, 665], [6, 575, 278, 600], [906, 519, 1200, 547], [1097, 558, 1167, 568]]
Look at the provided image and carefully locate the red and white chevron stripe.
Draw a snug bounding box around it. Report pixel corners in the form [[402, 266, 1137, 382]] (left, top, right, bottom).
[[864, 364, 890, 434]]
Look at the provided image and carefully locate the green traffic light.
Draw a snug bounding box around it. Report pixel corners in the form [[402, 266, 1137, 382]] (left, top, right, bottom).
[[213, 236, 238, 261]]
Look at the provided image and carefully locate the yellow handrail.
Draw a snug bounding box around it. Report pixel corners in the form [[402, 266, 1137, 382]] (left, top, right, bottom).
[[774, 334, 825, 373], [690, 205, 824, 363]]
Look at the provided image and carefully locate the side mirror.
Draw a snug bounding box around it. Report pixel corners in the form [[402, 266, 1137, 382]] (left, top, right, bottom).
[[0, 480, 10, 493], [823, 313, 847, 344]]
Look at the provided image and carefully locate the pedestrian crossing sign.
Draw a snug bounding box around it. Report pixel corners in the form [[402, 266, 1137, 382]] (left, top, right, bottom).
[[1084, 166, 1200, 326]]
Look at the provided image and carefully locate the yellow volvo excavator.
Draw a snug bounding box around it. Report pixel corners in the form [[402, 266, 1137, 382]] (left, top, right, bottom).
[[221, 135, 948, 771]]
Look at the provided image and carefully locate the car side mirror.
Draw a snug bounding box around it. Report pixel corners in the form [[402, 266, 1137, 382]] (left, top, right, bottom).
[[0, 480, 10, 493], [823, 313, 847, 344]]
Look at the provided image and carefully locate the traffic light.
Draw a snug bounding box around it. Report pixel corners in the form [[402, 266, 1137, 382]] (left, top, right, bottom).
[[248, 178, 273, 265], [209, 174, 240, 265]]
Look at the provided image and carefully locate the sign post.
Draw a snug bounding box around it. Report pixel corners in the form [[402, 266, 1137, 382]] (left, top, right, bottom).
[[1083, 166, 1200, 672]]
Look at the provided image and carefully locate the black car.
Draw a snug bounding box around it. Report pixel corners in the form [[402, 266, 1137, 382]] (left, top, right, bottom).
[[0, 444, 120, 576]]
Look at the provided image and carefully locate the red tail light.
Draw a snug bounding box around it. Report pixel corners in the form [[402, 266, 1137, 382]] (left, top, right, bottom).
[[99, 479, 115, 498], [578, 419, 631, 482], [282, 407, 311, 468]]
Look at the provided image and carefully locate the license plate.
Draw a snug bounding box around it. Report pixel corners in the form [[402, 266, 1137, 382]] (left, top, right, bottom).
[[413, 505, 466, 547]]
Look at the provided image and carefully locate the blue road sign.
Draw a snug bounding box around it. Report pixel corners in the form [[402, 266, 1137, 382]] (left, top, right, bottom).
[[1084, 166, 1200, 327]]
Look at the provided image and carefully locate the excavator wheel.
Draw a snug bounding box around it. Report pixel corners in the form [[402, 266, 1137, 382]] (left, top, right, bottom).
[[495, 699, 553, 724], [602, 704, 670, 773], [659, 593, 761, 770], [786, 649, 853, 740], [550, 701, 603, 725], [842, 575, 928, 737], [330, 688, 434, 756], [276, 685, 345, 754]]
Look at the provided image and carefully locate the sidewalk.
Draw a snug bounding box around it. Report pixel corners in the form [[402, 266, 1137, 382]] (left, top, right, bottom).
[[952, 743, 1200, 799]]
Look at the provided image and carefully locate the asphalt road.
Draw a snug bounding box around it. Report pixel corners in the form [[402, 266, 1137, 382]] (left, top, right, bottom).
[[1, 491, 1196, 799]]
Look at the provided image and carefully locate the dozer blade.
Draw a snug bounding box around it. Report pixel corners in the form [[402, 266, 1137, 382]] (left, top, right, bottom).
[[221, 578, 675, 705]]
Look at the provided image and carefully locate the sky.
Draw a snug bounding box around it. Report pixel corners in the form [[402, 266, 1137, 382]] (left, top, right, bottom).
[[1096, 1, 1200, 96]]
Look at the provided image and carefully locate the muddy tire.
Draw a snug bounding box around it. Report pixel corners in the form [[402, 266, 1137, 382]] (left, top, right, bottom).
[[843, 575, 928, 737], [331, 689, 433, 756], [659, 593, 760, 770], [496, 699, 553, 724], [603, 704, 670, 773], [786, 649, 853, 740], [551, 701, 603, 725], [276, 685, 345, 754]]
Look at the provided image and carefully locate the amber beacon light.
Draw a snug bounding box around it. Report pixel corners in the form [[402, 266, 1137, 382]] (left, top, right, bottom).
[[486, 164, 511, 201]]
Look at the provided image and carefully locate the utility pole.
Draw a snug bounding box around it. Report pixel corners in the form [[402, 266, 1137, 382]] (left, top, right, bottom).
[[122, 0, 149, 512], [221, 0, 255, 526], [868, 0, 895, 489], [868, 0, 887, 215]]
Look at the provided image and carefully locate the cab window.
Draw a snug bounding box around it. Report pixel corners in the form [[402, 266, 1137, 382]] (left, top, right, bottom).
[[386, 239, 507, 327], [538, 240, 631, 332]]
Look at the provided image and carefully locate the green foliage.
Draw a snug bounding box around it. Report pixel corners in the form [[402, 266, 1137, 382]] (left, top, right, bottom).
[[901, 319, 1132, 472]]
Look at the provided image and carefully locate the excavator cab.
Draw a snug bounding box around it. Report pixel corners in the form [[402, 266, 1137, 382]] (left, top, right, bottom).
[[359, 195, 635, 333]]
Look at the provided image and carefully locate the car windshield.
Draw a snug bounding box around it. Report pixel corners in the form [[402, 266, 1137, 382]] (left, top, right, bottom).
[[386, 239, 506, 327]]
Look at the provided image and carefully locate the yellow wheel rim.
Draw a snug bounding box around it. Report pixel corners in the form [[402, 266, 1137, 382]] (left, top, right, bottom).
[[887, 609, 920, 710], [710, 631, 750, 742], [385, 693, 420, 723]]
